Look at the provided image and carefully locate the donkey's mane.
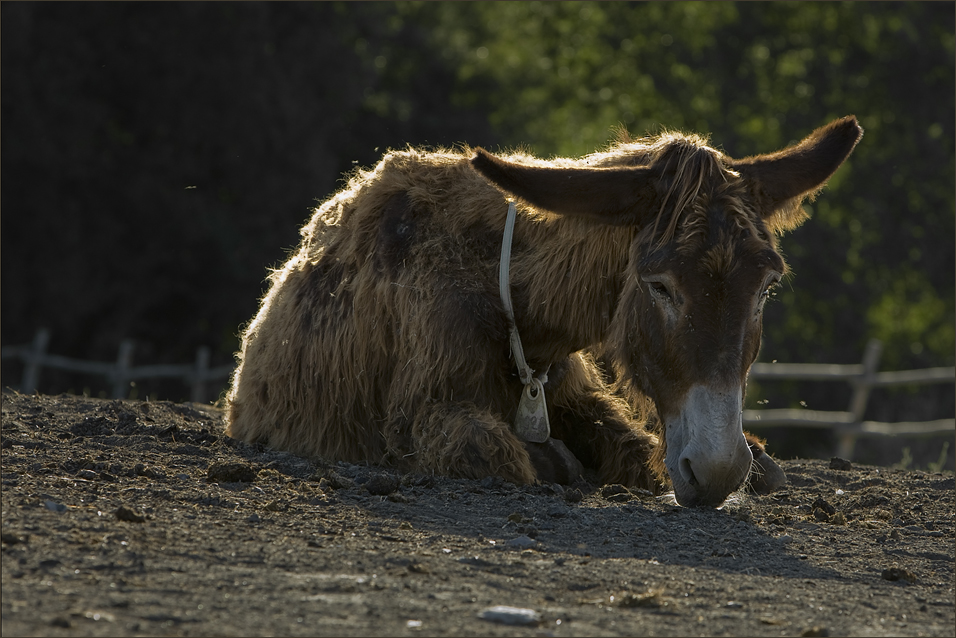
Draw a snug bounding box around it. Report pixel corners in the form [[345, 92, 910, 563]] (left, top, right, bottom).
[[584, 132, 754, 249]]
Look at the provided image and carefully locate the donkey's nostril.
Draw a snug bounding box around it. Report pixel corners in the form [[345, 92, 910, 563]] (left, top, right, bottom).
[[680, 456, 698, 487]]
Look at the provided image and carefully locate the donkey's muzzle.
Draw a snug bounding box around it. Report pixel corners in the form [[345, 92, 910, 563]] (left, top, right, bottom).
[[664, 384, 753, 507]]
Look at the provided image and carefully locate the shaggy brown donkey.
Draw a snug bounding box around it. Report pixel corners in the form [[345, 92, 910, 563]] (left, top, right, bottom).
[[226, 116, 862, 507]]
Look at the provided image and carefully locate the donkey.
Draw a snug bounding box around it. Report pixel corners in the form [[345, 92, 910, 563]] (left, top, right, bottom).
[[226, 116, 862, 507]]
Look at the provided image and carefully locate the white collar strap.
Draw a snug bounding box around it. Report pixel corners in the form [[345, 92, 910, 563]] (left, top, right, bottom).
[[498, 201, 551, 443]]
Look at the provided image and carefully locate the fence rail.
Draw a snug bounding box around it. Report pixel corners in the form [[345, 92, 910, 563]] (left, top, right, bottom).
[[744, 339, 955, 458], [1, 328, 233, 403], [2, 331, 953, 458]]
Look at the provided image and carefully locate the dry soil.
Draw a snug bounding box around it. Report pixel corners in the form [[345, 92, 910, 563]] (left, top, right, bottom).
[[1, 392, 953, 637]]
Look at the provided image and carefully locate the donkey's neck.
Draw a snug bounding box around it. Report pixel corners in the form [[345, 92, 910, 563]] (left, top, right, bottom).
[[510, 212, 636, 365]]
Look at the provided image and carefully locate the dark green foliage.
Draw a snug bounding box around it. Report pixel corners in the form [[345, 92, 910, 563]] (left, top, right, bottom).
[[2, 3, 952, 426]]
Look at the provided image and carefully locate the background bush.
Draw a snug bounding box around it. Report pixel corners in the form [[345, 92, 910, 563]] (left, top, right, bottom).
[[3, 2, 952, 463]]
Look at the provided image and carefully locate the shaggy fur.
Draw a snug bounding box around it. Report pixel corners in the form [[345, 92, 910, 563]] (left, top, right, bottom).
[[226, 117, 862, 504]]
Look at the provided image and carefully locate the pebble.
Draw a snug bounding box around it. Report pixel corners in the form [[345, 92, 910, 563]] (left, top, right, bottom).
[[44, 500, 68, 512], [828, 457, 852, 471], [115, 506, 146, 523], [505, 535, 537, 549], [478, 605, 541, 626], [365, 474, 399, 496], [1, 532, 28, 545], [615, 591, 662, 608], [564, 488, 583, 503], [325, 471, 354, 490], [601, 484, 631, 502], [881, 567, 917, 583], [206, 462, 257, 483]]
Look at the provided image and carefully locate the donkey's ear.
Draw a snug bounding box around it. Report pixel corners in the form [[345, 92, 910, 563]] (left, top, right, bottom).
[[470, 148, 659, 226], [731, 116, 863, 233]]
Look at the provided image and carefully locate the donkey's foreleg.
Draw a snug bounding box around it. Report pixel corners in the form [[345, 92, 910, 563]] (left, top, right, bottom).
[[523, 437, 585, 485], [549, 393, 661, 493], [411, 402, 537, 485], [744, 431, 787, 494]]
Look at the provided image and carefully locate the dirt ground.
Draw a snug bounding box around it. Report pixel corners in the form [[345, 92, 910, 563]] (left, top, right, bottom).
[[1, 391, 953, 637]]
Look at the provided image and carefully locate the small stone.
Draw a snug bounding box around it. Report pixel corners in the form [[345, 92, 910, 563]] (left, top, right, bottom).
[[811, 498, 836, 515], [44, 500, 68, 512], [601, 484, 633, 503], [365, 474, 399, 495], [326, 471, 354, 490], [881, 567, 917, 583], [564, 488, 583, 503], [615, 591, 662, 608], [207, 462, 257, 483], [601, 484, 628, 497], [76, 469, 98, 480], [829, 457, 852, 471], [115, 506, 146, 523], [478, 605, 541, 626], [83, 610, 115, 622], [1, 532, 28, 545], [264, 500, 286, 512], [801, 627, 829, 637], [505, 535, 537, 549], [246, 513, 261, 523]]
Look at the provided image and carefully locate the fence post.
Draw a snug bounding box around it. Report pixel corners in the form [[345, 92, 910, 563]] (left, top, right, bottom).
[[837, 339, 883, 459], [191, 346, 211, 404], [21, 328, 50, 394], [111, 340, 135, 399]]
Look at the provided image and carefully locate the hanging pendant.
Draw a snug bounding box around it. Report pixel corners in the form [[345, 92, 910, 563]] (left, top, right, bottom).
[[515, 377, 550, 443]]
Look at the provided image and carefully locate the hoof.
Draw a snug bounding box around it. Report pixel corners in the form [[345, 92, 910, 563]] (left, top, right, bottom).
[[748, 446, 787, 494], [524, 437, 585, 485]]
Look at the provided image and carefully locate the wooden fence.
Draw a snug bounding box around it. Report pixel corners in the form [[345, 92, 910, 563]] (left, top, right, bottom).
[[1, 328, 234, 404], [2, 330, 953, 458], [744, 339, 955, 458]]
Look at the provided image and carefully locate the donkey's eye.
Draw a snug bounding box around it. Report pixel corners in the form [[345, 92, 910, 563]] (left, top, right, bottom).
[[762, 275, 781, 297], [756, 274, 781, 312], [650, 282, 671, 299], [641, 275, 676, 304]]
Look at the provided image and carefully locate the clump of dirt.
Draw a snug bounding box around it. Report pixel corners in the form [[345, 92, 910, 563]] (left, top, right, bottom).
[[2, 392, 953, 636]]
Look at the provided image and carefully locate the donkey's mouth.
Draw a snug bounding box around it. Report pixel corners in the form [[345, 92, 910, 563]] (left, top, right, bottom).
[[663, 384, 753, 507]]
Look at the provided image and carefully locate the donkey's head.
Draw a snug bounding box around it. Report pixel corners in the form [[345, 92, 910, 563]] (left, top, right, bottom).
[[471, 117, 862, 506]]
